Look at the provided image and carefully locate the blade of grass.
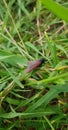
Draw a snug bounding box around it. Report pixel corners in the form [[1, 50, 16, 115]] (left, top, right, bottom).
[[0, 110, 56, 119], [40, 0, 68, 22], [18, 2, 30, 18], [26, 72, 68, 87], [25, 83, 68, 112], [45, 33, 59, 67], [44, 116, 55, 130], [2, 0, 27, 51], [38, 72, 68, 85], [1, 63, 24, 89]]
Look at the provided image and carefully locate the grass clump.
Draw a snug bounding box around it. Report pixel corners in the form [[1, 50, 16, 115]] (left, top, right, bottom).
[[0, 0, 68, 130]]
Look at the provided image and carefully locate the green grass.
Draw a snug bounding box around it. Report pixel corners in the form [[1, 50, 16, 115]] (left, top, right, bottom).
[[0, 0, 68, 130], [41, 0, 68, 22]]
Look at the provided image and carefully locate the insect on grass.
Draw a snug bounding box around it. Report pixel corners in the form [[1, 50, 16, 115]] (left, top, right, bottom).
[[26, 58, 45, 73]]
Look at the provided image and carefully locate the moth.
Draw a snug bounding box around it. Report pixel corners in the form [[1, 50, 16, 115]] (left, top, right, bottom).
[[26, 58, 45, 73]]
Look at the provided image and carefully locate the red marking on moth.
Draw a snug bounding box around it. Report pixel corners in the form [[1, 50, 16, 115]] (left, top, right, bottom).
[[26, 60, 41, 73]]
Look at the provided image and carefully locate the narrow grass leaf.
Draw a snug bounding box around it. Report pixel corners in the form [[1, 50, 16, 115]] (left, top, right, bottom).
[[0, 110, 56, 118], [1, 63, 24, 89], [40, 0, 68, 22], [25, 42, 44, 57]]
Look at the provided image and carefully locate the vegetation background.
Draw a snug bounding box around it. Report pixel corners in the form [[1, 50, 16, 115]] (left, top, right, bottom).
[[0, 0, 68, 130]]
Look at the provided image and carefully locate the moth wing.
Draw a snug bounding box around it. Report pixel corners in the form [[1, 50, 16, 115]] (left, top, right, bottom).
[[27, 60, 39, 69]]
